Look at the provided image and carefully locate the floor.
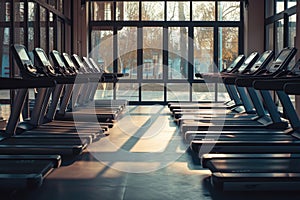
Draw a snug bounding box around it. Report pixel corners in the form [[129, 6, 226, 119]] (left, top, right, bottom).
[[5, 106, 300, 200]]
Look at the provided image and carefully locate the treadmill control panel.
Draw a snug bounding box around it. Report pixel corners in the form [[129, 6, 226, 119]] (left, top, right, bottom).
[[224, 55, 245, 73], [33, 48, 57, 77], [268, 47, 297, 74], [237, 52, 259, 73], [71, 54, 90, 73], [50, 50, 75, 76], [11, 44, 42, 78], [62, 53, 79, 74], [246, 50, 274, 74]]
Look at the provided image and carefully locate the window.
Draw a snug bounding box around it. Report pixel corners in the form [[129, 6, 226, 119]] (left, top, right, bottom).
[[89, 1, 243, 104], [0, 0, 72, 119]]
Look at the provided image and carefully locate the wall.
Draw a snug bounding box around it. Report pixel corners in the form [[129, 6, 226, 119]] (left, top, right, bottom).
[[295, 1, 300, 114], [244, 0, 265, 55], [72, 0, 88, 56]]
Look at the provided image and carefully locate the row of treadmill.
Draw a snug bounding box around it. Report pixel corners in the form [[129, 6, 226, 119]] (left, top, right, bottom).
[[168, 47, 300, 191], [0, 44, 127, 190]]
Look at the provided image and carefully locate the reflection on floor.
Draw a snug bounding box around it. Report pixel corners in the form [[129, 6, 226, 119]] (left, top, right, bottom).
[[6, 106, 300, 200]]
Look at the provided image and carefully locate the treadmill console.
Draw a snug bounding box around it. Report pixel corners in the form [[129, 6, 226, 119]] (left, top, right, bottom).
[[284, 59, 300, 76], [245, 50, 274, 75], [11, 44, 42, 78], [237, 52, 259, 73], [223, 55, 245, 73], [71, 54, 89, 73], [89, 58, 105, 73], [61, 53, 79, 74], [83, 57, 99, 73], [32, 48, 57, 77], [267, 47, 297, 74], [50, 50, 75, 76]]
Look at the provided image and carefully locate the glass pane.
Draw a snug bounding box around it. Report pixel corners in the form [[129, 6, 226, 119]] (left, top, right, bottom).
[[40, 4, 47, 51], [143, 27, 163, 79], [28, 2, 37, 21], [288, 0, 297, 8], [142, 1, 164, 21], [218, 1, 240, 21], [217, 83, 230, 102], [194, 27, 214, 76], [167, 2, 190, 21], [50, 12, 54, 22], [116, 2, 139, 21], [192, 83, 215, 101], [167, 83, 190, 101], [266, 23, 274, 50], [0, 2, 10, 22], [48, 0, 56, 9], [49, 27, 54, 51], [265, 0, 274, 17], [116, 83, 139, 101], [90, 30, 114, 72], [1, 104, 11, 122], [14, 2, 24, 22], [28, 27, 35, 51], [91, 2, 114, 21], [168, 27, 188, 79], [289, 15, 296, 47], [192, 1, 215, 21], [58, 0, 64, 13], [276, 0, 285, 13], [118, 27, 137, 79], [28, 3, 36, 52], [95, 83, 113, 100], [218, 27, 239, 72], [142, 83, 164, 101], [14, 28, 24, 45], [56, 20, 62, 51], [275, 19, 284, 55], [0, 28, 10, 77]]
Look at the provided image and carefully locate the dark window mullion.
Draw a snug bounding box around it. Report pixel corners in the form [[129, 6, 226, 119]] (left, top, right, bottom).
[[137, 26, 143, 102], [113, 27, 118, 99], [283, 13, 289, 47], [163, 26, 168, 103]]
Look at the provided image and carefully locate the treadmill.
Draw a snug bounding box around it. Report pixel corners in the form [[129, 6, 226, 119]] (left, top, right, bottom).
[[2, 44, 91, 158], [86, 57, 128, 109], [176, 51, 274, 123], [168, 54, 246, 112], [180, 47, 297, 134], [183, 50, 284, 140], [55, 52, 114, 129], [18, 48, 109, 139], [202, 76, 300, 191], [190, 56, 300, 155], [52, 53, 121, 123], [50, 51, 122, 122], [0, 77, 61, 190], [171, 54, 263, 120]]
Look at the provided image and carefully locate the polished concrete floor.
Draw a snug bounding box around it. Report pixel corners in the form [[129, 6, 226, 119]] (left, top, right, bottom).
[[6, 106, 300, 200]]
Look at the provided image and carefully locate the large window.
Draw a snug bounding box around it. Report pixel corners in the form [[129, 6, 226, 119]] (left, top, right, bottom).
[[0, 0, 72, 120], [89, 0, 243, 104], [265, 0, 297, 52]]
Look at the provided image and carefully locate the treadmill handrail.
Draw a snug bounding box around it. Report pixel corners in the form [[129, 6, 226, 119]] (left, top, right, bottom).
[[284, 83, 300, 95]]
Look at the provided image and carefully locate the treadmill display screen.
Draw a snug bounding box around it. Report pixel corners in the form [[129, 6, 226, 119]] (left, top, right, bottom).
[[54, 52, 65, 67], [244, 53, 257, 65], [63, 54, 75, 68], [37, 51, 51, 66], [226, 55, 243, 71], [17, 48, 30, 61], [275, 49, 292, 63], [73, 55, 84, 68], [256, 52, 271, 65]]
